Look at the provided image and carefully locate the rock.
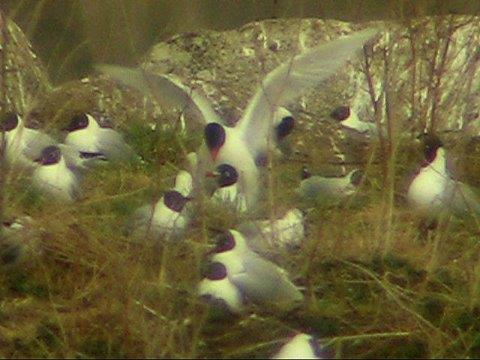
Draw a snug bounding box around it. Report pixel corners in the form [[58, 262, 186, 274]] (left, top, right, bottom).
[[21, 17, 480, 177], [140, 17, 480, 175], [0, 12, 51, 115]]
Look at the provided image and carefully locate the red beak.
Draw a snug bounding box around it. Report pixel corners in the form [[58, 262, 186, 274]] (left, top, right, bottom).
[[210, 148, 219, 162], [205, 171, 216, 178]]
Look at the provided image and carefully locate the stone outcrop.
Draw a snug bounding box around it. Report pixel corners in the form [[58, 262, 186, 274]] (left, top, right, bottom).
[[4, 15, 479, 176]]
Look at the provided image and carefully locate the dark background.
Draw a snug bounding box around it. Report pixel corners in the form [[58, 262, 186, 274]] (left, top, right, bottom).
[[2, 0, 479, 83]]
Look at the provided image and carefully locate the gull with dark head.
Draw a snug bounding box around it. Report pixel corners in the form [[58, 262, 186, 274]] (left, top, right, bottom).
[[99, 28, 379, 211], [210, 230, 304, 309], [331, 105, 375, 133], [407, 134, 480, 219], [198, 260, 244, 315], [64, 112, 137, 163], [206, 163, 247, 213], [1, 112, 56, 168], [296, 166, 364, 206], [130, 189, 192, 241], [32, 145, 81, 202]]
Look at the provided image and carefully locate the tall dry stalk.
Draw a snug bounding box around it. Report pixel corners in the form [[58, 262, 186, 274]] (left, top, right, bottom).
[[0, 8, 7, 226]]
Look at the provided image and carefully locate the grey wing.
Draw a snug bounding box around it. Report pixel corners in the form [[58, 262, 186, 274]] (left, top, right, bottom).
[[236, 222, 272, 257], [297, 177, 336, 200], [69, 174, 82, 200], [96, 64, 223, 125], [22, 131, 56, 161], [231, 254, 303, 308], [239, 28, 379, 157], [97, 129, 137, 162], [127, 202, 159, 238]]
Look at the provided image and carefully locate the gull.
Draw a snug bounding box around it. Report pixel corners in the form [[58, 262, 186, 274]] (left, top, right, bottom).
[[238, 208, 305, 254], [63, 112, 137, 163], [198, 260, 244, 315], [272, 333, 323, 359], [407, 134, 480, 219], [130, 190, 192, 240], [330, 105, 379, 138], [129, 169, 194, 241], [98, 28, 379, 210], [210, 230, 304, 309], [1, 112, 56, 168], [296, 166, 364, 205], [206, 163, 248, 214], [32, 145, 81, 202]]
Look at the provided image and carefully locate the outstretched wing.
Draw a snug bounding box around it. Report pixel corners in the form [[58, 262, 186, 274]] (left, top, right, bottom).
[[238, 28, 379, 157], [97, 128, 138, 162], [96, 64, 223, 125]]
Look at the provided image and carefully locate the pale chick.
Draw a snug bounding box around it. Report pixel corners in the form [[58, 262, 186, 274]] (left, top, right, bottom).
[[198, 260, 244, 315], [32, 145, 81, 203], [407, 134, 480, 219], [99, 28, 379, 211], [210, 230, 304, 310], [1, 112, 56, 169], [272, 333, 323, 359]]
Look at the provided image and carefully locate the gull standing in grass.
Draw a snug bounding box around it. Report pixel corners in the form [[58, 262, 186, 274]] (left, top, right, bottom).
[[210, 230, 304, 309], [98, 28, 379, 211], [32, 145, 82, 202], [272, 333, 323, 359], [296, 166, 364, 205], [198, 260, 244, 315], [1, 112, 56, 169], [407, 134, 480, 219]]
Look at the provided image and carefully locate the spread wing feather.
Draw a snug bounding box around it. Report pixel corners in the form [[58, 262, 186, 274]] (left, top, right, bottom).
[[238, 28, 379, 157]]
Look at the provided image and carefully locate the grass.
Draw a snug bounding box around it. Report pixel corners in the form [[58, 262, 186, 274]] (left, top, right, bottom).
[[1, 3, 480, 359]]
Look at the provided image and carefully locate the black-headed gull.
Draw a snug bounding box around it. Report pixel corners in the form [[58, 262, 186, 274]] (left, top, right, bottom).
[[99, 28, 379, 210], [210, 230, 304, 309], [64, 112, 136, 163], [32, 145, 81, 202], [207, 163, 248, 214], [296, 166, 364, 205], [198, 260, 244, 315], [407, 134, 480, 218], [1, 112, 56, 168]]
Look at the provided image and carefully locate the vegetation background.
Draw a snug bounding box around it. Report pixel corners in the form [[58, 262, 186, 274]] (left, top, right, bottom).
[[1, 1, 480, 358], [2, 0, 480, 83]]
